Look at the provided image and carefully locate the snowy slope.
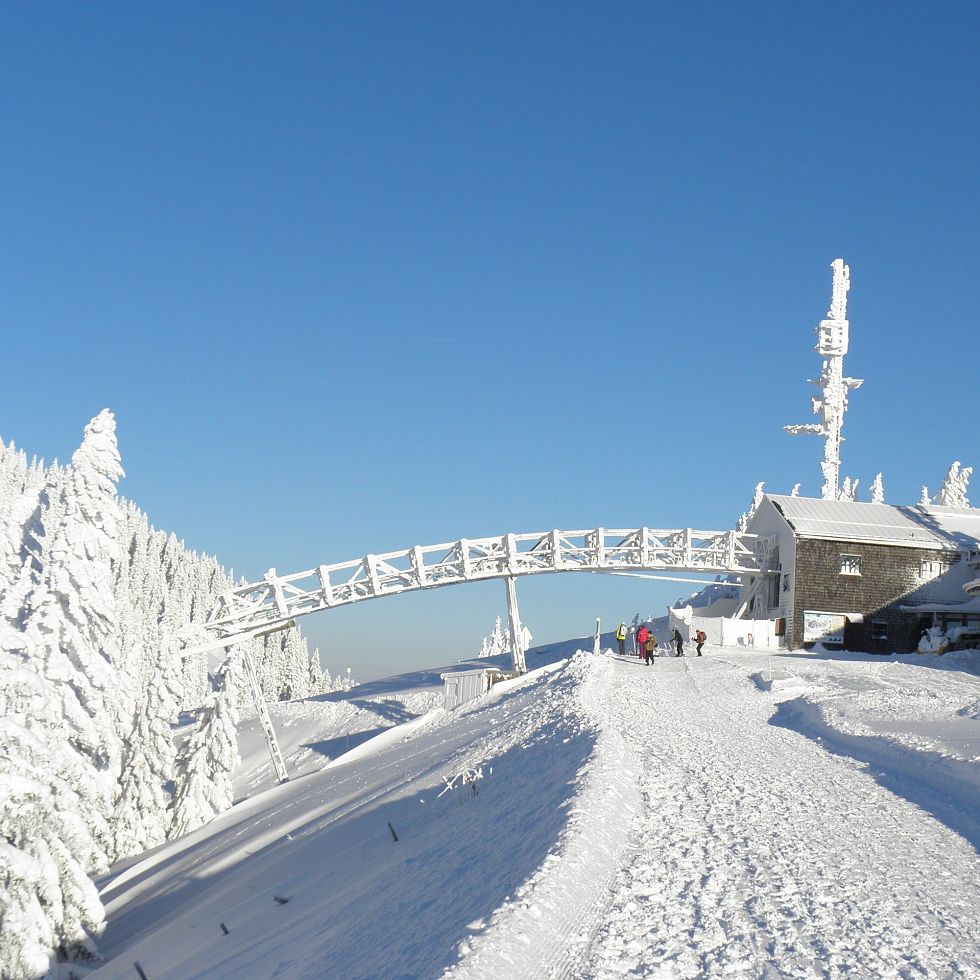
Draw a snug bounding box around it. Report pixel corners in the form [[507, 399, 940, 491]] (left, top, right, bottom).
[[232, 646, 582, 794], [90, 647, 980, 979]]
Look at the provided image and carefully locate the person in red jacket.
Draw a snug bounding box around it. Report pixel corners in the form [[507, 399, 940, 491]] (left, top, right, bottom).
[[635, 624, 649, 657]]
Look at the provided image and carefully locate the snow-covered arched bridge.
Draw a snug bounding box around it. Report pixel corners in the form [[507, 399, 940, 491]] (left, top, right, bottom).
[[199, 525, 775, 667], [186, 525, 775, 783]]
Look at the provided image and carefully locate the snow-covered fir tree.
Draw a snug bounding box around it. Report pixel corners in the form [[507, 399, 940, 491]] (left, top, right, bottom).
[[307, 647, 324, 693], [0, 645, 106, 977], [934, 461, 972, 508], [329, 666, 356, 693], [0, 410, 325, 903], [838, 477, 859, 502], [278, 627, 311, 701], [478, 616, 508, 658], [0, 442, 48, 602], [869, 472, 885, 504], [16, 411, 127, 858], [109, 635, 184, 856], [109, 694, 170, 857], [169, 656, 242, 838]]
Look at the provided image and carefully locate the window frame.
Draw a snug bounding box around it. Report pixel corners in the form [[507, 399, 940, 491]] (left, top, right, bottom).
[[839, 554, 862, 576]]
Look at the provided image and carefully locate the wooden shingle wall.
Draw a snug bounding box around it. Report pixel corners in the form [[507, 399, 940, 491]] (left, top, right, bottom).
[[792, 539, 957, 652]]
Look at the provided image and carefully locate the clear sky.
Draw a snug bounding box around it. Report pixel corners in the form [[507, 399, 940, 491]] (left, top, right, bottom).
[[2, 3, 977, 681]]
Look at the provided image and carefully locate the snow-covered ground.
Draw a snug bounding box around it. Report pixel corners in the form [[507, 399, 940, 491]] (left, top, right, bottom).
[[91, 644, 980, 979]]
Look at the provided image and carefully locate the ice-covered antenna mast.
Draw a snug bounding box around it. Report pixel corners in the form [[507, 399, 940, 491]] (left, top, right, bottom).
[[784, 259, 863, 500]]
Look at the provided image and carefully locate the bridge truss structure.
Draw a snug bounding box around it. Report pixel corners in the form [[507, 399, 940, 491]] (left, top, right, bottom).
[[197, 526, 777, 665], [186, 525, 776, 782]]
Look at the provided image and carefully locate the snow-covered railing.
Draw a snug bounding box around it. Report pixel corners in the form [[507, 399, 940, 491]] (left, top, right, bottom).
[[199, 527, 776, 647]]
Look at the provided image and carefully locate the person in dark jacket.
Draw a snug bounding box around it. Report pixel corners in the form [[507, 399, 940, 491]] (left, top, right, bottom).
[[672, 628, 684, 657]]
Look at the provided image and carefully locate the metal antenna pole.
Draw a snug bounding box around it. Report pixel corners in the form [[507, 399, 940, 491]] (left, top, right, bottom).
[[784, 258, 863, 500]]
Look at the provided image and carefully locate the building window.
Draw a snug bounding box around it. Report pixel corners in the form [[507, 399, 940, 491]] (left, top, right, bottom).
[[871, 621, 888, 641], [920, 559, 944, 581], [839, 554, 862, 576]]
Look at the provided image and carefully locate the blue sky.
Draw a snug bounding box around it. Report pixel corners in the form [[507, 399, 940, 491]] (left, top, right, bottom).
[[2, 3, 977, 680]]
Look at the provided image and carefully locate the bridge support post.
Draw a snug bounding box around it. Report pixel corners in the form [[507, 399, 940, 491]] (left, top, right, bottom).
[[236, 645, 289, 784], [504, 575, 528, 674]]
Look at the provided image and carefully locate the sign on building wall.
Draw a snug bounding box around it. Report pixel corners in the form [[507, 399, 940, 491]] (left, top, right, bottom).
[[803, 611, 846, 645]]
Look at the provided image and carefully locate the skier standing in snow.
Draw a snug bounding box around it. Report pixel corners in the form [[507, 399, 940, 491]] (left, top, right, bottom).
[[644, 633, 657, 666], [636, 624, 650, 658], [695, 628, 706, 657], [672, 627, 684, 657], [616, 622, 628, 657]]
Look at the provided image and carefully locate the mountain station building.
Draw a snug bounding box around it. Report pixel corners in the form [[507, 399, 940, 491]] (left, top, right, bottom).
[[741, 495, 980, 653]]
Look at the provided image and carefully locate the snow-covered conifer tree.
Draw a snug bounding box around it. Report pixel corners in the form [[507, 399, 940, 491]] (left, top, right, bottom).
[[110, 694, 170, 856], [0, 645, 106, 976], [322, 666, 356, 693], [278, 628, 310, 701], [0, 443, 47, 599], [255, 631, 282, 700], [169, 657, 241, 838], [838, 477, 858, 502], [869, 473, 885, 504], [0, 461, 60, 630], [307, 647, 324, 693], [934, 461, 973, 508], [478, 616, 507, 658], [17, 410, 126, 855]]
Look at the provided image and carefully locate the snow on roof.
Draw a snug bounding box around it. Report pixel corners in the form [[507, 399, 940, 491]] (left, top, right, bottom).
[[765, 495, 980, 552], [898, 594, 980, 614]]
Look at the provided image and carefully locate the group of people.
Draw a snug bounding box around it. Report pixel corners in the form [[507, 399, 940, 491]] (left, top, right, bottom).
[[614, 622, 707, 664]]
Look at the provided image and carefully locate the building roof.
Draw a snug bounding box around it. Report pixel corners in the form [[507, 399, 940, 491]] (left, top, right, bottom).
[[898, 595, 980, 614], [765, 495, 980, 552]]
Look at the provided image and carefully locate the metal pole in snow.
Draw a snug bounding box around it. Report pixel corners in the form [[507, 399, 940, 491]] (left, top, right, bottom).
[[237, 646, 289, 783], [505, 575, 528, 674], [593, 617, 601, 656]]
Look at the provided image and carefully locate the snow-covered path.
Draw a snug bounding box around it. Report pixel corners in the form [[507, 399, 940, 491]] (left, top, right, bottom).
[[567, 655, 980, 978], [91, 649, 980, 979]]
